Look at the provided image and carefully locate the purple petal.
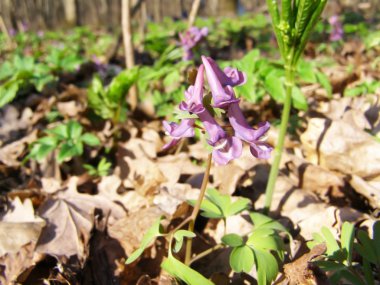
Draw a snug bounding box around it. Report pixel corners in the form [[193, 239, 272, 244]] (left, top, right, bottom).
[[180, 65, 205, 113], [212, 136, 243, 165], [202, 56, 239, 109], [197, 109, 225, 145], [162, 138, 180, 150], [249, 142, 273, 160], [227, 103, 270, 142], [163, 119, 195, 139], [223, 66, 247, 86]]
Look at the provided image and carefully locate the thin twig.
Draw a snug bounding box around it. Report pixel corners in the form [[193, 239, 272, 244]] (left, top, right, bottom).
[[185, 153, 212, 265], [121, 0, 138, 110], [0, 15, 12, 47], [187, 0, 202, 29], [188, 244, 224, 266]]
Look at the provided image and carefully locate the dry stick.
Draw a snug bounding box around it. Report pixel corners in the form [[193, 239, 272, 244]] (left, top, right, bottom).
[[187, 0, 202, 29], [0, 15, 12, 47], [185, 153, 213, 265], [121, 0, 138, 111]]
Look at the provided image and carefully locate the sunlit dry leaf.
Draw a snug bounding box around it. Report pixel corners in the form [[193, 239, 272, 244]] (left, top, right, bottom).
[[157, 153, 204, 185], [108, 207, 165, 256], [98, 175, 149, 212], [36, 177, 126, 262], [301, 118, 380, 178], [283, 243, 328, 285], [0, 106, 33, 141], [0, 131, 37, 167], [153, 183, 199, 216], [0, 198, 45, 284], [349, 175, 380, 209], [213, 163, 245, 195], [57, 100, 85, 117]]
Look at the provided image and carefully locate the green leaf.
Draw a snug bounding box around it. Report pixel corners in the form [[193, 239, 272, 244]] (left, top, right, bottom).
[[264, 70, 285, 103], [188, 199, 223, 219], [291, 85, 308, 111], [80, 133, 100, 146], [67, 121, 83, 140], [57, 142, 77, 163], [161, 255, 214, 285], [46, 124, 68, 140], [173, 230, 196, 253], [126, 216, 164, 264], [340, 222, 355, 265], [222, 234, 244, 247], [316, 72, 332, 98], [108, 67, 139, 103], [206, 188, 230, 214], [355, 230, 378, 264], [230, 245, 255, 273], [226, 198, 251, 216], [247, 229, 282, 252], [254, 248, 279, 285], [0, 80, 21, 107], [321, 227, 342, 259], [249, 212, 288, 234]]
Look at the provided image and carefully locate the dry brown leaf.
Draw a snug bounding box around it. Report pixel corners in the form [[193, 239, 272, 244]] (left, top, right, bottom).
[[0, 106, 33, 142], [0, 197, 45, 256], [157, 153, 204, 185], [0, 131, 37, 167], [349, 175, 380, 209], [56, 100, 85, 117], [153, 183, 199, 216], [36, 177, 126, 262], [283, 243, 328, 285], [124, 156, 166, 196], [108, 207, 165, 256], [213, 163, 245, 195], [301, 118, 380, 178], [98, 175, 150, 212], [0, 198, 45, 284]]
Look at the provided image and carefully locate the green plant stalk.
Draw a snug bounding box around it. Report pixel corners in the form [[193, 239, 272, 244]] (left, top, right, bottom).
[[264, 64, 295, 214], [185, 153, 212, 265]]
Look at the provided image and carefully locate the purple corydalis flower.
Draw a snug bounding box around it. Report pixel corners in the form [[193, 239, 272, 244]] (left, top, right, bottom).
[[179, 65, 242, 165], [227, 102, 272, 159], [202, 56, 240, 109], [198, 108, 242, 165], [202, 57, 246, 87], [162, 119, 195, 150], [179, 27, 208, 60], [329, 15, 343, 42], [179, 65, 205, 114]]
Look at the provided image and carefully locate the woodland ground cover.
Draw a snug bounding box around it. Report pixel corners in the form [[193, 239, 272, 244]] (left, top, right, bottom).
[[0, 5, 380, 285]]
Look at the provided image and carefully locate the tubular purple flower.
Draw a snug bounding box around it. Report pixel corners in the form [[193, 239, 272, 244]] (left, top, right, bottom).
[[202, 56, 247, 87], [328, 15, 343, 42], [162, 119, 195, 150], [179, 27, 208, 60], [227, 102, 272, 159], [202, 56, 240, 109], [179, 65, 205, 114], [197, 107, 242, 165]]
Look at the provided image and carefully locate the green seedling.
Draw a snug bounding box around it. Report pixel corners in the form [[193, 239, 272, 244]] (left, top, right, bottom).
[[27, 121, 100, 163]]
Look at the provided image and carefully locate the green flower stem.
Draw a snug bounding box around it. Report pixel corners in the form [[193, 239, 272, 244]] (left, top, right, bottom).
[[185, 153, 213, 265], [264, 64, 295, 214]]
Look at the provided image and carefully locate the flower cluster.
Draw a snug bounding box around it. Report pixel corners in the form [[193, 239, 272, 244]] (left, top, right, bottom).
[[179, 27, 208, 60], [329, 15, 343, 42], [163, 56, 272, 165]]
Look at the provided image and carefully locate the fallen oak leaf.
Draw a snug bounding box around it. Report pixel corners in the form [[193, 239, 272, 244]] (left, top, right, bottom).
[[283, 243, 328, 285], [0, 197, 46, 283], [36, 177, 126, 263]]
